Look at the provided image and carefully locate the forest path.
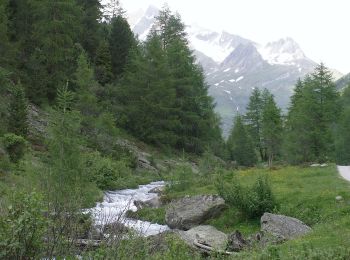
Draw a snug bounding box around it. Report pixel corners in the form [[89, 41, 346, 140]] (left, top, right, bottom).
[[337, 166, 350, 181]]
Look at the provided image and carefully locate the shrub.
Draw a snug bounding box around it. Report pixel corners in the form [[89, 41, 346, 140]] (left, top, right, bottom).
[[198, 150, 226, 175], [84, 151, 133, 190], [0, 191, 46, 259], [3, 133, 26, 162], [166, 165, 194, 193], [217, 175, 277, 219]]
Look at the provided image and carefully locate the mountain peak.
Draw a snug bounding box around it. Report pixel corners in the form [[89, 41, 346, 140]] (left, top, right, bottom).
[[145, 5, 159, 18], [259, 37, 306, 65]]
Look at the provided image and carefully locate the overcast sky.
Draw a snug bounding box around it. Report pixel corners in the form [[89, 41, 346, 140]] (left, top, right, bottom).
[[105, 0, 350, 74]]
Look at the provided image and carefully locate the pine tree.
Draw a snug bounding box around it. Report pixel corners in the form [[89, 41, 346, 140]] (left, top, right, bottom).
[[261, 93, 283, 167], [8, 82, 28, 137], [227, 115, 257, 167], [104, 0, 125, 22], [27, 0, 83, 103], [0, 0, 10, 65], [245, 88, 263, 160], [108, 15, 135, 79], [284, 64, 340, 164], [117, 34, 179, 146], [335, 106, 350, 165], [335, 84, 350, 164], [74, 51, 99, 114], [95, 40, 113, 85], [155, 7, 222, 153], [76, 0, 102, 60]]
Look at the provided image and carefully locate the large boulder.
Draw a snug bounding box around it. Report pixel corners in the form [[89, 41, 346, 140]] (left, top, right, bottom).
[[261, 213, 311, 240], [165, 195, 226, 230], [177, 225, 228, 251]]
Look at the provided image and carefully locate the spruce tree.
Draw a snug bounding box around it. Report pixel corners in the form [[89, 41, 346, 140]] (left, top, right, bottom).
[[261, 94, 283, 167], [95, 40, 113, 85], [245, 88, 263, 160], [155, 7, 222, 153], [8, 82, 28, 137], [227, 115, 257, 167], [108, 15, 135, 79], [0, 0, 10, 66], [284, 64, 340, 164], [335, 84, 350, 164], [27, 0, 83, 103], [76, 0, 102, 60], [117, 34, 179, 146]]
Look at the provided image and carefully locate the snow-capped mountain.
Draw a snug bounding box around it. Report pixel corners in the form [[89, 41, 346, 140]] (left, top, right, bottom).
[[128, 6, 343, 136], [258, 37, 308, 66]]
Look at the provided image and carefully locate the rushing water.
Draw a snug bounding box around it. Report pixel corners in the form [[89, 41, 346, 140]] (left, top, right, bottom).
[[88, 181, 170, 237]]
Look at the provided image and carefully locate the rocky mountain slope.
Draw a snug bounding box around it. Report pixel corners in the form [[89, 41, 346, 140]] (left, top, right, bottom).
[[336, 73, 350, 90]]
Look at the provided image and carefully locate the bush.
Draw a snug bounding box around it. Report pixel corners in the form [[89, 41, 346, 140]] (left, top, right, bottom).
[[217, 175, 277, 219], [198, 150, 226, 175], [3, 133, 26, 162], [165, 165, 194, 193], [84, 151, 133, 190], [0, 191, 46, 259]]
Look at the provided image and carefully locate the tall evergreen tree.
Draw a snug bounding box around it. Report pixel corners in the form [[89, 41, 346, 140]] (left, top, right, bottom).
[[245, 88, 263, 160], [95, 40, 113, 85], [261, 93, 283, 167], [227, 115, 257, 167], [8, 82, 28, 137], [27, 0, 82, 103], [284, 64, 340, 164], [335, 84, 350, 164], [154, 7, 222, 153], [117, 34, 179, 146], [0, 0, 11, 66], [76, 0, 102, 60], [108, 15, 135, 79]]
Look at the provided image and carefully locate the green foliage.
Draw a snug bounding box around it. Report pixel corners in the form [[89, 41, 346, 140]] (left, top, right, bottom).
[[284, 64, 340, 164], [8, 83, 28, 137], [227, 115, 257, 166], [126, 207, 166, 225], [245, 88, 264, 160], [166, 165, 194, 193], [198, 150, 227, 175], [117, 35, 179, 147], [261, 91, 283, 167], [0, 191, 46, 260], [76, 0, 102, 60], [95, 40, 113, 85], [3, 133, 26, 162], [335, 85, 350, 164], [217, 175, 277, 219], [84, 151, 132, 190], [27, 0, 83, 103], [115, 7, 223, 154], [109, 15, 135, 78]]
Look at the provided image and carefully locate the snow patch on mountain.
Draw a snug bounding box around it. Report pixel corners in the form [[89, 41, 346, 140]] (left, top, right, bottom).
[[258, 37, 306, 65]]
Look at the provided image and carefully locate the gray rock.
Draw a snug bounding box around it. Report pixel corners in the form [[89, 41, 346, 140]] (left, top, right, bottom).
[[177, 225, 228, 251], [261, 213, 311, 240], [165, 195, 226, 230], [115, 138, 158, 172], [149, 186, 165, 194], [134, 197, 162, 210], [248, 231, 285, 247], [227, 230, 248, 252]]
